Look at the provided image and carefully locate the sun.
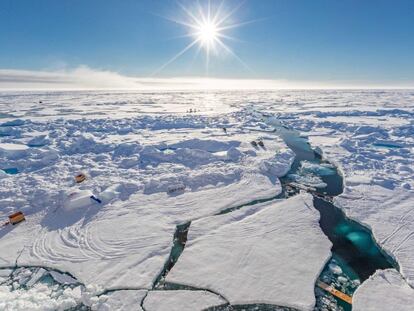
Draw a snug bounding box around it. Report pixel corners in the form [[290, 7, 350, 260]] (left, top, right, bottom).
[[154, 1, 254, 75], [197, 21, 219, 47]]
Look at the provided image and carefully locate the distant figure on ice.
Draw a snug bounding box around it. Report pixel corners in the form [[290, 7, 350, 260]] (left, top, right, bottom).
[[222, 127, 227, 134]]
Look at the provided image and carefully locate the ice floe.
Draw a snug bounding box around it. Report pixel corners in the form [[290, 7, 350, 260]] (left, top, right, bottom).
[[353, 269, 414, 311], [166, 194, 332, 310], [143, 290, 226, 311], [96, 290, 147, 311]]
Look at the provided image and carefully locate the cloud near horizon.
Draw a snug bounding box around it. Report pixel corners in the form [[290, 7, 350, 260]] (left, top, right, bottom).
[[0, 66, 412, 91]]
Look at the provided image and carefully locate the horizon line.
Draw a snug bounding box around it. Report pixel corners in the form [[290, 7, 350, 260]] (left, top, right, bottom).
[[1, 67, 413, 91]]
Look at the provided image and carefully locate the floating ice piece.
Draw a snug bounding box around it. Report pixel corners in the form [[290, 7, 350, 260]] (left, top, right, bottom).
[[346, 231, 372, 251], [259, 148, 295, 177], [288, 173, 327, 189], [49, 270, 78, 285], [328, 263, 343, 275], [288, 181, 317, 192], [166, 194, 331, 310], [143, 290, 226, 311], [25, 268, 46, 287], [0, 282, 82, 311], [353, 269, 414, 311], [300, 161, 336, 176]]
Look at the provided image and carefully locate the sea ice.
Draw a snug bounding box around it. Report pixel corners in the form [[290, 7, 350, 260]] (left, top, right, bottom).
[[1, 90, 412, 310], [27, 135, 50, 147], [336, 186, 414, 287], [353, 269, 414, 311], [49, 271, 78, 285], [96, 290, 147, 311], [143, 290, 226, 311], [0, 282, 82, 311], [166, 194, 331, 310], [0, 143, 29, 158], [1, 119, 26, 127]]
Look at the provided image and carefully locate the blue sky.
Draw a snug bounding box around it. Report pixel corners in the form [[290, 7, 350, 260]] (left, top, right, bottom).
[[1, 0, 414, 88]]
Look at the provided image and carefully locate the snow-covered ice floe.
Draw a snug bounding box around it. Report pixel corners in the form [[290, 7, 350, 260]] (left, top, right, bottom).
[[143, 290, 226, 311], [1, 90, 413, 309], [166, 194, 332, 310], [96, 290, 147, 311], [353, 269, 414, 311]]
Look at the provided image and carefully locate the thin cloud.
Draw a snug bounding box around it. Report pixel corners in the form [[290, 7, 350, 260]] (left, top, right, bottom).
[[0, 66, 412, 90]]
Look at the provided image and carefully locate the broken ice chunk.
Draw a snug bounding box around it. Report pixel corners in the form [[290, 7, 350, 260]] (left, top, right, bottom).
[[26, 268, 47, 287], [49, 271, 78, 285]]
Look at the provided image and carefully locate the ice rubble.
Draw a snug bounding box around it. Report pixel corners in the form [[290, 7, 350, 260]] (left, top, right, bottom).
[[166, 194, 332, 310], [0, 267, 148, 311], [0, 283, 81, 311], [0, 267, 83, 311], [143, 290, 226, 311], [353, 269, 414, 311]]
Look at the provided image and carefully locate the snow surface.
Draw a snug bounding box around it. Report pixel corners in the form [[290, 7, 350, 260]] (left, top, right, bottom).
[[1, 90, 413, 309], [353, 269, 414, 311], [166, 194, 332, 310], [96, 290, 147, 311], [143, 290, 226, 311], [0, 91, 295, 300]]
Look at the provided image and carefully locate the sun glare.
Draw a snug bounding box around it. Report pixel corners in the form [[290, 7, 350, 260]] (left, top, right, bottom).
[[154, 1, 254, 75], [197, 21, 219, 46]]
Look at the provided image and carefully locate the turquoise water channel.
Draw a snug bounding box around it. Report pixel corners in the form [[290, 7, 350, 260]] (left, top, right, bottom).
[[270, 118, 397, 311], [2, 167, 19, 174]]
